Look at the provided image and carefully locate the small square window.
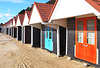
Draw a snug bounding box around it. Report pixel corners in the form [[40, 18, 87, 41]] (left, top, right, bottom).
[[77, 32, 83, 43], [77, 20, 83, 31], [87, 32, 95, 45], [87, 19, 95, 31]]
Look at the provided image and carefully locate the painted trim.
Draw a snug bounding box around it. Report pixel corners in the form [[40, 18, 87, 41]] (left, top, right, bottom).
[[48, 0, 58, 20], [66, 28, 68, 55], [31, 26, 33, 47], [97, 48, 99, 65], [74, 45, 76, 57], [57, 26, 60, 56], [24, 27, 25, 43], [17, 27, 18, 41], [13, 28, 14, 38]]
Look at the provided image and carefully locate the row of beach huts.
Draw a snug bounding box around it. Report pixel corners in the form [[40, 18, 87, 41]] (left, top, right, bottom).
[[1, 0, 100, 66]]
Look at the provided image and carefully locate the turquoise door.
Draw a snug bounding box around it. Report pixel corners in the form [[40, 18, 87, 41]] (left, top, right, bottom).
[[45, 26, 53, 51]]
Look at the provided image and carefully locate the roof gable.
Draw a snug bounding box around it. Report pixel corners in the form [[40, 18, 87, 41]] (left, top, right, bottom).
[[29, 5, 42, 24], [16, 16, 21, 26], [85, 0, 100, 12], [49, 0, 100, 22], [23, 12, 29, 26], [27, 11, 31, 20], [13, 17, 16, 26], [35, 2, 53, 21], [19, 14, 24, 25]]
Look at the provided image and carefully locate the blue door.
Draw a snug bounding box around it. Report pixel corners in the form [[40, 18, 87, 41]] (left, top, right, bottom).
[[45, 26, 53, 51]]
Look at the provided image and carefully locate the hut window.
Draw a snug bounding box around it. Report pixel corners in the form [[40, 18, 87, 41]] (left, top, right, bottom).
[[46, 26, 48, 38], [87, 32, 95, 45], [87, 19, 94, 31], [77, 32, 83, 43], [77, 20, 83, 31]]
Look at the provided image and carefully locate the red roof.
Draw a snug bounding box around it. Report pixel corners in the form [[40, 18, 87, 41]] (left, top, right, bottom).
[[18, 14, 25, 25], [48, 0, 58, 20], [26, 11, 31, 19], [34, 2, 53, 21], [14, 17, 17, 25], [85, 0, 100, 12]]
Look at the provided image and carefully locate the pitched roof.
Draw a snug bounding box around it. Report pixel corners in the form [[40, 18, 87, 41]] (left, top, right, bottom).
[[14, 17, 17, 25], [18, 14, 25, 25], [34, 2, 53, 21], [26, 11, 31, 19], [85, 0, 100, 12], [48, 0, 58, 20]]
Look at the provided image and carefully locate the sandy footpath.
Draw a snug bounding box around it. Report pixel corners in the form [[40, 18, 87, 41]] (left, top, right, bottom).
[[0, 33, 94, 68]]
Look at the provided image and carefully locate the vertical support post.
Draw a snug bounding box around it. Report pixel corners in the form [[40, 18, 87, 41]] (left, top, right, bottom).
[[17, 27, 18, 40], [13, 27, 14, 38], [11, 28, 12, 37], [22, 27, 24, 43], [57, 26, 60, 56], [66, 28, 68, 55], [31, 26, 33, 47], [23, 26, 26, 43]]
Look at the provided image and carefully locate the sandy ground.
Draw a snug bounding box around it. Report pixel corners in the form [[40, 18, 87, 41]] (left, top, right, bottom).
[[0, 33, 95, 68]]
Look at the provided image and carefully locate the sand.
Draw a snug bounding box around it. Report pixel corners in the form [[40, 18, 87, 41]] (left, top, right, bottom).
[[0, 33, 94, 68]]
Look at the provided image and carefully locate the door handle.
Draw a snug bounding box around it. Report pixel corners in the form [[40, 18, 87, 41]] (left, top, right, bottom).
[[83, 45, 86, 46], [85, 45, 88, 47]]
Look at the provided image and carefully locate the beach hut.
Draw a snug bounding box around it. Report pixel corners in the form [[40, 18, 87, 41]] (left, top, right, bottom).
[[8, 19, 13, 36], [12, 17, 17, 38], [22, 9, 32, 44], [49, 0, 100, 65], [16, 14, 24, 41], [29, 2, 53, 48]]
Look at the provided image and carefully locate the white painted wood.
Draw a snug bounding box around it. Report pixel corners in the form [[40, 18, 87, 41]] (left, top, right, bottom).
[[23, 13, 29, 26], [57, 26, 60, 56], [31, 26, 33, 47], [49, 0, 100, 22], [24, 26, 25, 43], [21, 27, 24, 43], [43, 23, 58, 29], [74, 45, 76, 57], [11, 28, 12, 37], [66, 28, 68, 55], [16, 16, 21, 26], [17, 27, 18, 40], [8, 28, 9, 35], [97, 49, 99, 65], [13, 27, 14, 37], [13, 18, 16, 26], [31, 23, 41, 29], [29, 5, 42, 24], [53, 19, 67, 28]]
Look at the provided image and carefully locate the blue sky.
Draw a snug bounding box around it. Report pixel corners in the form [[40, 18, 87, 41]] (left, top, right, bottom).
[[0, 0, 50, 24]]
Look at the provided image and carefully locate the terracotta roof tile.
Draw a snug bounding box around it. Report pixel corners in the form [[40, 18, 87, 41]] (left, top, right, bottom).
[[26, 11, 31, 19], [18, 14, 25, 25], [14, 17, 17, 25], [85, 0, 100, 12], [35, 2, 53, 21]]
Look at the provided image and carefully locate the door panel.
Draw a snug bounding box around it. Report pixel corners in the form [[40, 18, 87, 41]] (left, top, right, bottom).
[[76, 17, 97, 64], [45, 26, 53, 51]]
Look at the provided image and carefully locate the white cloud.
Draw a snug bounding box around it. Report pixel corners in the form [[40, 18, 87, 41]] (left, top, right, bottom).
[[0, 13, 3, 17], [0, 0, 28, 3], [7, 9, 10, 12], [2, 18, 4, 20], [4, 13, 11, 17], [8, 17, 12, 19]]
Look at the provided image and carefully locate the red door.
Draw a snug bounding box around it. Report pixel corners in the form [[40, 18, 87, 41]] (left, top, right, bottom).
[[76, 17, 97, 64]]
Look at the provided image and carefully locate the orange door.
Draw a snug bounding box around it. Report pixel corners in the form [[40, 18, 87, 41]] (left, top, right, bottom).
[[76, 17, 97, 64]]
